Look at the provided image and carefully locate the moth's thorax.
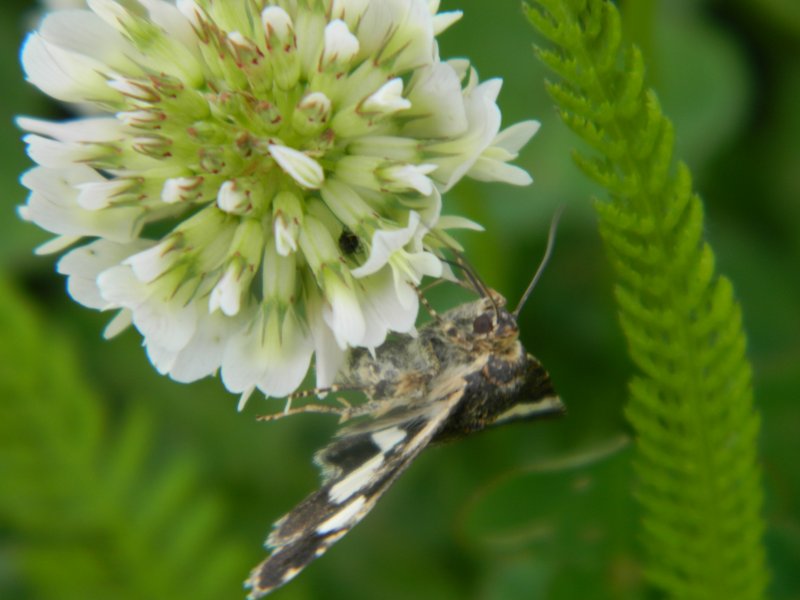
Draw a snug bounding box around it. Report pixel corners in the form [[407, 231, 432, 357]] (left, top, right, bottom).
[[339, 294, 524, 403]]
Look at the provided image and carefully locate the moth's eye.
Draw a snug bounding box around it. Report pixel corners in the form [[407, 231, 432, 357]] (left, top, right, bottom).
[[473, 313, 494, 334]]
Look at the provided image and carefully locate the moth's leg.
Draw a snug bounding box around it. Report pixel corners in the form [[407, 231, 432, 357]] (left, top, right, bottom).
[[257, 396, 384, 424], [278, 383, 368, 413], [284, 383, 365, 402], [258, 394, 353, 422], [413, 283, 442, 322], [256, 403, 345, 422], [251, 383, 370, 422]]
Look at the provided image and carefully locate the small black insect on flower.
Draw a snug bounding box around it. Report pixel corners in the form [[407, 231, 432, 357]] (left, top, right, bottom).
[[338, 229, 360, 255]]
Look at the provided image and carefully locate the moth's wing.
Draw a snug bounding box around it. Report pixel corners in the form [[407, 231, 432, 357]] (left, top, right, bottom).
[[489, 353, 565, 427], [245, 379, 467, 598]]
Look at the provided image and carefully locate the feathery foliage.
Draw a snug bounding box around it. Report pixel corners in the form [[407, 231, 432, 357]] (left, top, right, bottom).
[[524, 1, 768, 598], [0, 276, 247, 600]]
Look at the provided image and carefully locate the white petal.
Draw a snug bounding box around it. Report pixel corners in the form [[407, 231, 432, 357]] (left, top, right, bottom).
[[351, 212, 421, 278], [169, 313, 235, 383], [217, 180, 249, 213], [124, 241, 176, 283], [447, 58, 470, 81], [322, 20, 359, 67], [58, 239, 150, 309], [103, 310, 132, 339], [494, 120, 541, 153], [76, 179, 132, 210], [34, 235, 81, 255], [467, 158, 533, 186], [274, 214, 298, 257], [176, 0, 204, 27], [359, 0, 434, 72], [406, 251, 443, 281], [436, 215, 485, 231], [221, 316, 266, 394], [362, 79, 411, 115], [236, 387, 255, 412], [323, 276, 365, 349], [429, 77, 505, 191], [139, 0, 198, 49], [39, 8, 143, 73], [404, 63, 467, 137], [358, 268, 418, 342], [208, 263, 242, 316], [381, 164, 437, 195], [21, 166, 144, 242], [146, 341, 180, 374], [97, 264, 149, 308], [161, 177, 201, 204], [99, 265, 198, 352], [432, 10, 462, 35], [133, 292, 198, 353], [261, 6, 294, 40], [17, 116, 123, 143], [87, 0, 129, 30], [258, 319, 314, 397], [394, 275, 419, 311], [269, 144, 325, 189], [221, 308, 313, 397], [415, 186, 442, 228], [331, 0, 371, 22], [307, 294, 346, 389], [24, 134, 101, 168], [21, 33, 118, 104]]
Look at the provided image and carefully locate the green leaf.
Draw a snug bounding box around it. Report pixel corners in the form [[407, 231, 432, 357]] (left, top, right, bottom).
[[0, 274, 248, 600], [525, 1, 769, 598]]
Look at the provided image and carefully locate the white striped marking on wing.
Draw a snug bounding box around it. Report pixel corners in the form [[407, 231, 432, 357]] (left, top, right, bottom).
[[371, 427, 407, 453], [329, 454, 383, 504], [316, 495, 367, 534], [281, 566, 302, 583], [493, 395, 563, 424]]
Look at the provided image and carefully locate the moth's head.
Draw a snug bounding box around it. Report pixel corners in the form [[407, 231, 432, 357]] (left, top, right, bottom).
[[444, 207, 563, 348], [444, 292, 520, 348]]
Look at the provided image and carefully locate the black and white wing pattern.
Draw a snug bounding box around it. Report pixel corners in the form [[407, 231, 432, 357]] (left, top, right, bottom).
[[244, 377, 467, 598]]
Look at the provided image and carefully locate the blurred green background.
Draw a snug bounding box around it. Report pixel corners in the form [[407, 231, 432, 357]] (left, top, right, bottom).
[[1, 0, 798, 598]]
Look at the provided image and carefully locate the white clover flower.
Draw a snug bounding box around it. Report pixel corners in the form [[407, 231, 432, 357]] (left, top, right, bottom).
[[18, 0, 540, 404]]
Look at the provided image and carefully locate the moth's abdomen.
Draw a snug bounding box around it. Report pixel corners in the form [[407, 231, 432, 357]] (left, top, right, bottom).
[[337, 335, 439, 401]]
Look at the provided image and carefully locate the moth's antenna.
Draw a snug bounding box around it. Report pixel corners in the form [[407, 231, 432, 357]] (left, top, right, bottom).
[[512, 206, 565, 318], [441, 254, 502, 316], [417, 218, 497, 313], [442, 255, 487, 299]]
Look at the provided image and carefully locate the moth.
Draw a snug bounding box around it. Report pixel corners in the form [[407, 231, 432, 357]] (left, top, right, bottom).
[[245, 221, 564, 598]]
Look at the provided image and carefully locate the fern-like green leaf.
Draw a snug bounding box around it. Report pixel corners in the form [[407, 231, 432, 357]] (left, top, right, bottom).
[[525, 1, 768, 599], [0, 276, 248, 600]]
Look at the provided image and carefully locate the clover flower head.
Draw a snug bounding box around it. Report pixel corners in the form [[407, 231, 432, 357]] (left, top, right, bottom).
[[19, 0, 540, 404]]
